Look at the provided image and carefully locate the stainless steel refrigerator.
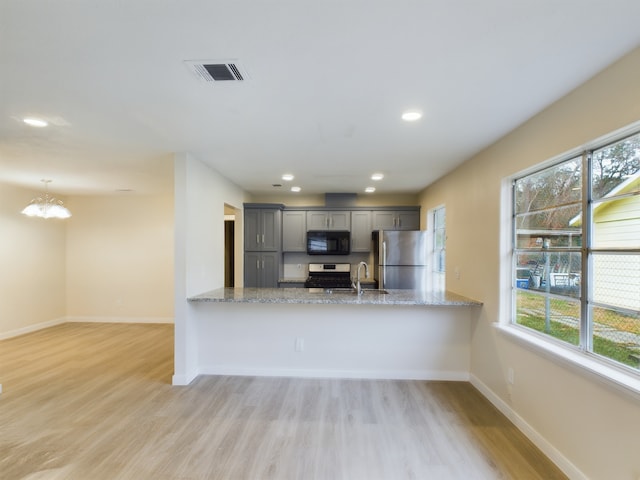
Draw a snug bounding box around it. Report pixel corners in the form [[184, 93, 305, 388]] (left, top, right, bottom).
[[372, 230, 428, 290]]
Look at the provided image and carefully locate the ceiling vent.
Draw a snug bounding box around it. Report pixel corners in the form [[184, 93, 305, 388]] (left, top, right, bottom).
[[184, 60, 247, 82]]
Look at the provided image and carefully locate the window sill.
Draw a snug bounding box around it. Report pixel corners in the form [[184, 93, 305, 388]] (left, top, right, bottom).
[[495, 323, 640, 401]]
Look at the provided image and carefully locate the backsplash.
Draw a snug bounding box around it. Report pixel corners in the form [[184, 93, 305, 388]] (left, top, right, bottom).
[[282, 252, 372, 279]]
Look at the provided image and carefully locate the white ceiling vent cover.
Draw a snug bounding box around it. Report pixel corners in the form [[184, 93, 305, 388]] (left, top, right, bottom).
[[184, 60, 248, 82]]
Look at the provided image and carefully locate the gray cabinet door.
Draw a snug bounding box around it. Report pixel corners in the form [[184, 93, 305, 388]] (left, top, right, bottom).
[[372, 210, 420, 231], [261, 252, 279, 287], [306, 211, 329, 230], [328, 211, 350, 230], [282, 211, 306, 252], [244, 210, 261, 250], [350, 211, 372, 252], [306, 211, 351, 230], [244, 251, 261, 287], [396, 211, 420, 230], [245, 208, 281, 251], [244, 252, 279, 287], [260, 209, 280, 251], [372, 211, 397, 230]]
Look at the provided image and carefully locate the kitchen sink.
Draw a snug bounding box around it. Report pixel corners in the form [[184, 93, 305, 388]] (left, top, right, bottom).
[[362, 289, 389, 294], [311, 288, 389, 295]]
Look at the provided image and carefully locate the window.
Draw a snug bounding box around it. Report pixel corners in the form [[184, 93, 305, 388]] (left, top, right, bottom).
[[512, 131, 640, 372], [430, 206, 446, 291]]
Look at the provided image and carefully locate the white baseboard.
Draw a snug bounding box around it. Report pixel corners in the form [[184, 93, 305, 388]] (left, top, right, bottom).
[[0, 317, 67, 340], [65, 316, 174, 324], [198, 366, 470, 381], [469, 373, 586, 480], [172, 371, 199, 386]]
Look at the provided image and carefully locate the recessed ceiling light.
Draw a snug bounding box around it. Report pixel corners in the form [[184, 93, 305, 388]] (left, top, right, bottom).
[[282, 174, 294, 181], [365, 187, 376, 193], [401, 111, 422, 122], [371, 173, 384, 181], [291, 186, 301, 193], [23, 117, 48, 127]]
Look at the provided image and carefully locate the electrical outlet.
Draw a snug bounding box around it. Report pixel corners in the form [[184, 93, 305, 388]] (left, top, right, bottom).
[[507, 367, 515, 385], [295, 337, 304, 352], [454, 267, 460, 280]]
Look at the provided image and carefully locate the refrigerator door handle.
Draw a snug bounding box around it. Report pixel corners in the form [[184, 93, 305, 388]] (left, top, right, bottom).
[[382, 240, 386, 289]]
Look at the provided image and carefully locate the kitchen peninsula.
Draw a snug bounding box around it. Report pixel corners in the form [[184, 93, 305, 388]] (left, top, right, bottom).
[[184, 287, 481, 383]]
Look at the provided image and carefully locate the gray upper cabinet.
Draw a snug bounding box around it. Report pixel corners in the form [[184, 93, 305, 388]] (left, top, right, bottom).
[[372, 209, 420, 231], [245, 207, 281, 251], [350, 211, 372, 252], [306, 211, 351, 230], [282, 210, 307, 252]]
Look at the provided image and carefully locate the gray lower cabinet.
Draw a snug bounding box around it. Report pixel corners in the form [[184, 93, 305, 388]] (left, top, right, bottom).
[[372, 209, 420, 231], [350, 211, 372, 252], [282, 210, 306, 252], [244, 252, 279, 288]]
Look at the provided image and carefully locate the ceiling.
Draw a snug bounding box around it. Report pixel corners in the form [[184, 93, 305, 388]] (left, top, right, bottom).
[[2, 1, 640, 197]]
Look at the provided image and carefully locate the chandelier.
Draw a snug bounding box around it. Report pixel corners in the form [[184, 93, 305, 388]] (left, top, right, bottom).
[[21, 179, 72, 219]]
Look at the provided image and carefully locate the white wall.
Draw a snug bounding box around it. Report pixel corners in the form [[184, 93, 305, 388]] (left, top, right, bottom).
[[193, 302, 473, 380], [65, 194, 174, 323], [173, 152, 248, 385], [0, 183, 66, 338], [419, 47, 640, 479]]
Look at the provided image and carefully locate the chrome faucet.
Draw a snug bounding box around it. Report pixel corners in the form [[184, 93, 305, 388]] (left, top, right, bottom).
[[353, 261, 369, 295]]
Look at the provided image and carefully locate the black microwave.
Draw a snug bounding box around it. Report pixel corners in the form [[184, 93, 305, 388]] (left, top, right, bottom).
[[306, 230, 350, 255]]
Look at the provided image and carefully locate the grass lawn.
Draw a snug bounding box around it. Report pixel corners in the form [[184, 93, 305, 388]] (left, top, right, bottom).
[[516, 290, 640, 369]]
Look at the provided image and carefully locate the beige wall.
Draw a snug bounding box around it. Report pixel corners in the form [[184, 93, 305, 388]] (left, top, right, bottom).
[[65, 194, 174, 322], [0, 184, 176, 338], [0, 183, 66, 338], [419, 47, 640, 479]]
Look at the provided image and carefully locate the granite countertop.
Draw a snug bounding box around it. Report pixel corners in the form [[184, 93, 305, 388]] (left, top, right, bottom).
[[188, 287, 481, 306]]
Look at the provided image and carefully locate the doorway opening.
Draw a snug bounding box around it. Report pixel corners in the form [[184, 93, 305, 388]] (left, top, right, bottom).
[[224, 204, 237, 288]]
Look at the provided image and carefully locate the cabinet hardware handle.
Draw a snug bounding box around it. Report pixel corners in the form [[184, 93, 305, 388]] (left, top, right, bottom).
[[256, 259, 260, 269], [262, 234, 265, 244], [256, 234, 260, 244]]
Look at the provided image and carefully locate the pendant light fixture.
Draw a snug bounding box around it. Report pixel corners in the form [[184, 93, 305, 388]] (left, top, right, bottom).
[[21, 179, 72, 219]]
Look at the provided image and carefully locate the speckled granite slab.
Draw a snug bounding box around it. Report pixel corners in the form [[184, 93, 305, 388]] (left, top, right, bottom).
[[188, 287, 481, 306]]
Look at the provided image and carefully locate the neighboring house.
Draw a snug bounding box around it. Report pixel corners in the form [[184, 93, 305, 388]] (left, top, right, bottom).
[[571, 172, 640, 311]]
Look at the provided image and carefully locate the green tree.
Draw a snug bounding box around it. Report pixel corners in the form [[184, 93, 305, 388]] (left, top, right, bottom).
[[592, 135, 640, 198], [515, 132, 640, 231]]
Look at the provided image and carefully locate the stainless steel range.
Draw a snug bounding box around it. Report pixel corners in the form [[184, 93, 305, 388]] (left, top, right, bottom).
[[304, 263, 352, 288]]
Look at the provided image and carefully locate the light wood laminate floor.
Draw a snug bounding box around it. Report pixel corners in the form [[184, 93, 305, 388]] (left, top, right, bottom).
[[0, 323, 567, 480]]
